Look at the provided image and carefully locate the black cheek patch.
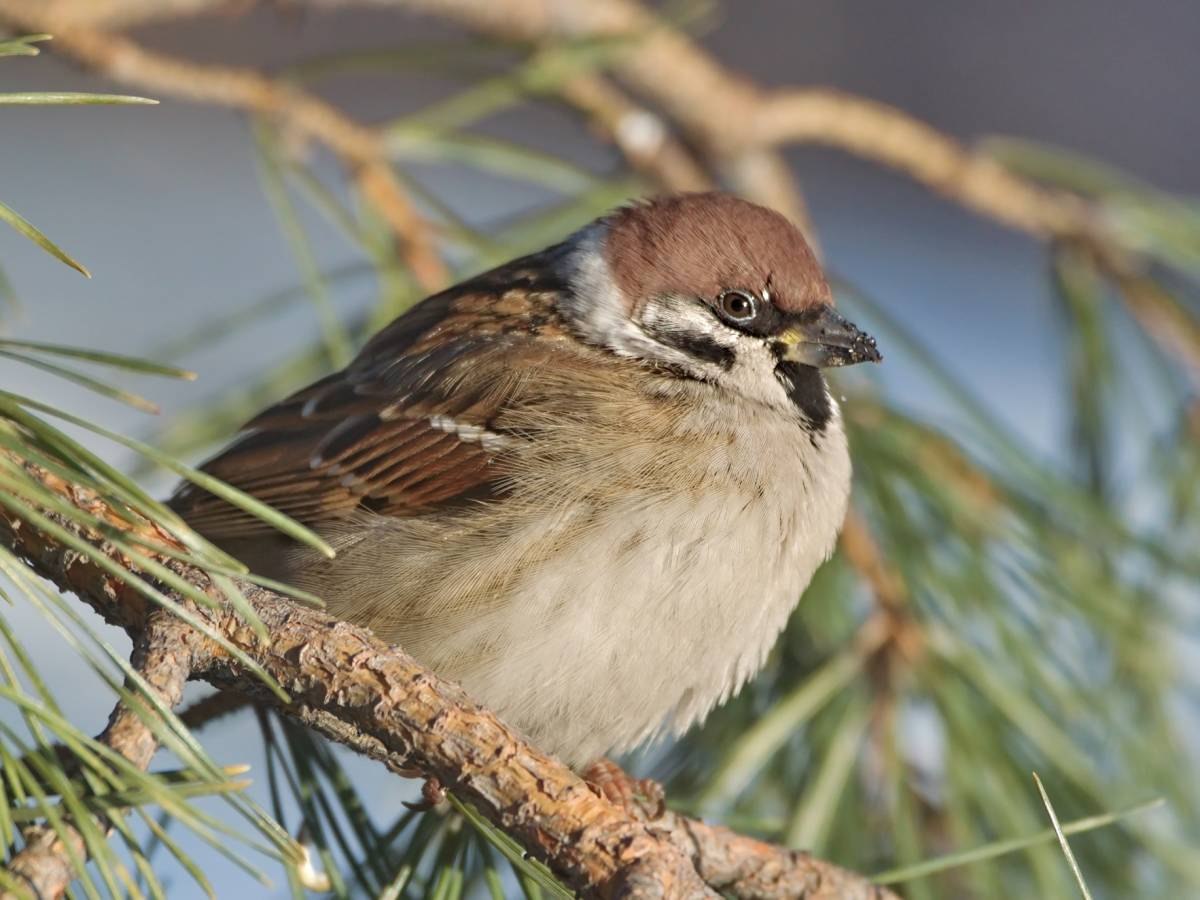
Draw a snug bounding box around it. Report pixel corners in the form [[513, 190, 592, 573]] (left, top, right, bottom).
[[775, 360, 832, 432], [651, 327, 736, 370]]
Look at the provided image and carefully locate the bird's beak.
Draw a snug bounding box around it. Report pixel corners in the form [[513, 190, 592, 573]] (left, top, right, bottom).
[[775, 307, 882, 368]]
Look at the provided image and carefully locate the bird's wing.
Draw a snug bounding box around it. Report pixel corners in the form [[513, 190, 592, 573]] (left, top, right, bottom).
[[169, 254, 574, 543]]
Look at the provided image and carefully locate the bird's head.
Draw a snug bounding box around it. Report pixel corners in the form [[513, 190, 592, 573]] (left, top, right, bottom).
[[560, 192, 880, 430]]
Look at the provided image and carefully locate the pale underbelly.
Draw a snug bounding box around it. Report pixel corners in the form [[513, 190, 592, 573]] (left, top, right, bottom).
[[421, 489, 821, 766]]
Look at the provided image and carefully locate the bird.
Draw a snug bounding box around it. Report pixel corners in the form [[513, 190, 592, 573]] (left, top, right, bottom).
[[170, 192, 881, 770]]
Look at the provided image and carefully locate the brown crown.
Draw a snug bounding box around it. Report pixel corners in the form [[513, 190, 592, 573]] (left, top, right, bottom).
[[601, 192, 831, 314]]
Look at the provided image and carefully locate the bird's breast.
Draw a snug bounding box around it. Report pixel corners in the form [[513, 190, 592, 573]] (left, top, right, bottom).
[[429, 390, 853, 765]]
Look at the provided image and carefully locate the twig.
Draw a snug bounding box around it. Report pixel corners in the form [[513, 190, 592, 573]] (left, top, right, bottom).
[[16, 0, 234, 28], [0, 0, 1111, 242], [20, 0, 1194, 371], [556, 74, 712, 193], [554, 76, 819, 249], [16, 0, 820, 239], [36, 0, 1200, 374], [0, 2, 449, 293], [0, 458, 899, 900], [750, 88, 1089, 237], [660, 811, 894, 900], [840, 510, 923, 669], [2, 613, 203, 900], [368, 0, 1200, 370], [1082, 244, 1200, 379], [330, 0, 1093, 236]]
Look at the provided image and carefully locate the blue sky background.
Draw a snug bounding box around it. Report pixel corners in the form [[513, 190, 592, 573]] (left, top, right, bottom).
[[1, 1, 1197, 895]]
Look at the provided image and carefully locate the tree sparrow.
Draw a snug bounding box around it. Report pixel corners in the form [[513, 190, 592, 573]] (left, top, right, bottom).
[[171, 192, 881, 767]]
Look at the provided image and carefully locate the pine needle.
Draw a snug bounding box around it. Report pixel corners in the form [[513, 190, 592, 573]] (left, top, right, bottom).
[[1033, 772, 1095, 900]]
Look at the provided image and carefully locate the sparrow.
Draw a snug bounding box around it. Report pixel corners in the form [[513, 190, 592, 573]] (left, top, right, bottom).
[[170, 192, 881, 767]]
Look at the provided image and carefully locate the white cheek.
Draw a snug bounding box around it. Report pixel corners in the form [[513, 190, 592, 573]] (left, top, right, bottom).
[[561, 227, 808, 415], [719, 335, 797, 411], [562, 226, 661, 360], [564, 229, 735, 377], [639, 295, 717, 336]]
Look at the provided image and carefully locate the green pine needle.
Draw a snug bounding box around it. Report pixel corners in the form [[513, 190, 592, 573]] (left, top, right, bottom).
[[0, 197, 90, 277], [0, 34, 51, 58], [0, 339, 196, 379], [1033, 772, 1096, 900], [874, 797, 1164, 885], [0, 92, 157, 105]]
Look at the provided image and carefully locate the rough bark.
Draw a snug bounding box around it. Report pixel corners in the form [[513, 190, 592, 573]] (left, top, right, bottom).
[[0, 460, 898, 899], [2, 614, 203, 900]]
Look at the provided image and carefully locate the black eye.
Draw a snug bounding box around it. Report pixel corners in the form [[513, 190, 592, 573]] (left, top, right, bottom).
[[716, 290, 759, 323]]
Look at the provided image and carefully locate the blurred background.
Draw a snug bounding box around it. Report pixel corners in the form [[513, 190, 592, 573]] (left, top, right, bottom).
[[1, 1, 1198, 897]]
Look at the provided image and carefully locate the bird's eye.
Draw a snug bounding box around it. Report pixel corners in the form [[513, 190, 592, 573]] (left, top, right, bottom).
[[716, 290, 759, 323]]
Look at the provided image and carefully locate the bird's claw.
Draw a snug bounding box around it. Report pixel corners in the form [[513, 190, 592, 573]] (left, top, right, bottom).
[[583, 758, 666, 821]]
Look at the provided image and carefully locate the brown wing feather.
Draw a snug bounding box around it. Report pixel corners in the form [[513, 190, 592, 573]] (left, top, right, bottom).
[[170, 255, 575, 545], [176, 427, 497, 536]]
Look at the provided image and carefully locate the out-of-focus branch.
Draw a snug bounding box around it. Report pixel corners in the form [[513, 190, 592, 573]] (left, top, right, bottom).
[[323, 0, 1095, 237], [0, 2, 448, 293], [16, 0, 234, 28], [2, 614, 203, 900], [0, 458, 900, 900], [6, 0, 820, 236], [374, 0, 1200, 371], [17, 0, 1196, 372], [0, 0, 1110, 242], [557, 74, 711, 193], [1088, 246, 1200, 380], [554, 75, 819, 243]]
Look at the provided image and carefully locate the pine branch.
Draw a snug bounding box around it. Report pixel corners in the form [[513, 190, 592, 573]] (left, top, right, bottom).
[[7, 0, 1194, 374], [0, 455, 899, 900], [4, 2, 1188, 893], [1, 613, 204, 900], [26, 0, 1088, 237], [658, 812, 893, 900], [0, 1, 449, 294]]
